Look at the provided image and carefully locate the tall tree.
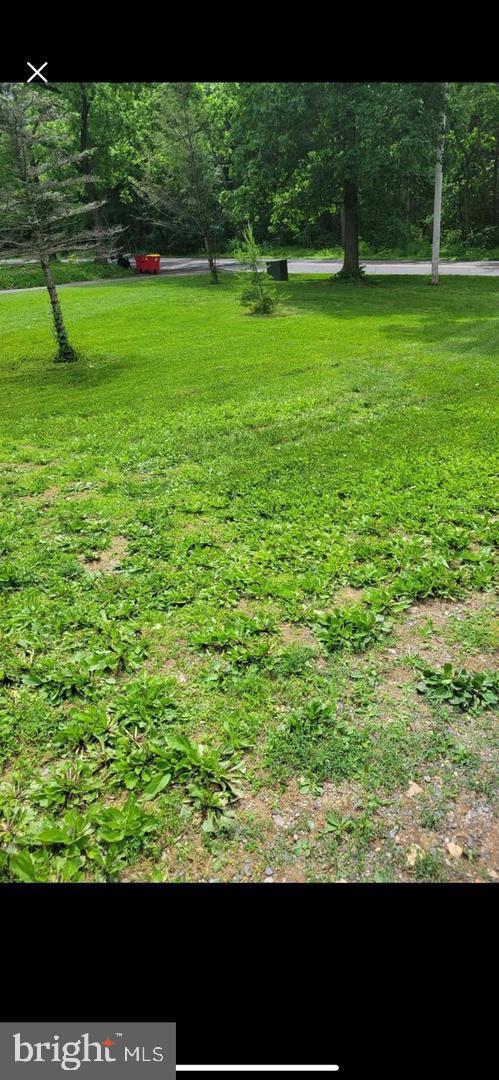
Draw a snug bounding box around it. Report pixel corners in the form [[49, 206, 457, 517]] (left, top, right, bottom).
[[224, 82, 442, 274], [137, 82, 224, 282], [0, 84, 119, 362], [444, 83, 499, 246], [57, 82, 158, 250]]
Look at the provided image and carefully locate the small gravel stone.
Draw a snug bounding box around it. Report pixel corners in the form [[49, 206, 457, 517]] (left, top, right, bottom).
[[265, 866, 273, 876], [273, 814, 286, 827], [243, 861, 251, 875]]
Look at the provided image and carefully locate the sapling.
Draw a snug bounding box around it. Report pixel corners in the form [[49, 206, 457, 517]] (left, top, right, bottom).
[[234, 224, 279, 314]]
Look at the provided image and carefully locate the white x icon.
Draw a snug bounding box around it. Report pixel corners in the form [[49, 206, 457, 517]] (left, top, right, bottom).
[[27, 61, 48, 83]]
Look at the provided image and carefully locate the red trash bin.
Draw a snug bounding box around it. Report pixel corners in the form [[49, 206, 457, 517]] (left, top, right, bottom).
[[134, 254, 161, 274], [146, 254, 161, 274]]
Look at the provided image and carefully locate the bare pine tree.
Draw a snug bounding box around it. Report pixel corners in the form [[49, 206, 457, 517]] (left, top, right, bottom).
[[0, 84, 121, 362]]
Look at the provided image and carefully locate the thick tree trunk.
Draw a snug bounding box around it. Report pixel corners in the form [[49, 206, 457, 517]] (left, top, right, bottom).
[[40, 257, 77, 362], [341, 180, 360, 275], [340, 205, 346, 249]]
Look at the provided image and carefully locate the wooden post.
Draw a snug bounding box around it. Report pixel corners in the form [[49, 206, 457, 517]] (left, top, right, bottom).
[[431, 89, 447, 286]]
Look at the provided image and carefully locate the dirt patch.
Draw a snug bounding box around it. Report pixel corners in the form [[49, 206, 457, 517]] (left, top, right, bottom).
[[391, 592, 497, 662], [80, 535, 128, 572], [278, 622, 319, 649], [371, 592, 498, 685], [64, 488, 96, 501], [234, 598, 257, 616], [333, 586, 365, 605], [0, 461, 48, 473], [360, 592, 498, 734], [18, 486, 59, 506], [373, 783, 499, 882], [40, 486, 59, 503], [177, 518, 208, 535], [121, 857, 154, 882], [145, 636, 204, 687]]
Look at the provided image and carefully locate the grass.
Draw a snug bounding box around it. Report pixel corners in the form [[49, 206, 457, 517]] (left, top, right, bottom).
[[0, 272, 497, 882], [0, 261, 134, 290]]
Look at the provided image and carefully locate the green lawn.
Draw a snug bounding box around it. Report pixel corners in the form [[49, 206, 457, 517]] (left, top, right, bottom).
[[0, 273, 497, 883]]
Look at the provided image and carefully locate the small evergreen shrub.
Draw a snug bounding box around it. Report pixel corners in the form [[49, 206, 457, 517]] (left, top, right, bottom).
[[234, 224, 278, 315]]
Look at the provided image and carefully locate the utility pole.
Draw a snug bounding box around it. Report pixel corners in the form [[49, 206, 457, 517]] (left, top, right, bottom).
[[431, 85, 448, 285]]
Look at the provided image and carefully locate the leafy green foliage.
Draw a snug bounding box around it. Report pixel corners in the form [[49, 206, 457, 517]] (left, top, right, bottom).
[[415, 663, 499, 711], [314, 606, 393, 652]]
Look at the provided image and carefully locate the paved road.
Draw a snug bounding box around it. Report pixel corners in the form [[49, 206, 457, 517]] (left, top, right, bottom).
[[159, 257, 499, 276], [2, 257, 499, 296]]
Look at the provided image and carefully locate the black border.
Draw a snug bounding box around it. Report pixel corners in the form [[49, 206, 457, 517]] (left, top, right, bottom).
[[2, 882, 495, 1075], [2, 19, 498, 84]]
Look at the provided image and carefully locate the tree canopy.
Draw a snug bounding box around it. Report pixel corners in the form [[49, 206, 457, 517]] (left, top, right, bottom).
[[1, 80, 498, 262]]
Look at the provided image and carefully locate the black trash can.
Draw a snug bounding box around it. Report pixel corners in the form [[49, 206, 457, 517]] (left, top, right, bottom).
[[266, 258, 288, 281]]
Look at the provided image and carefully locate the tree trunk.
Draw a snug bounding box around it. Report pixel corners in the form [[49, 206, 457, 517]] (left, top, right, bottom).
[[341, 180, 360, 275], [204, 235, 219, 284], [431, 92, 447, 285], [40, 257, 77, 362]]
